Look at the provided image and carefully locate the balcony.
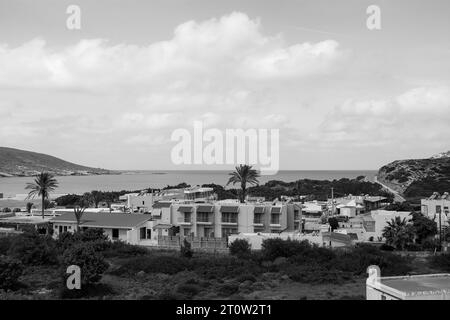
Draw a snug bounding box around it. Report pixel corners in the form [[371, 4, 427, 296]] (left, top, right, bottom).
[[253, 218, 264, 227], [221, 218, 238, 225], [196, 218, 213, 225], [178, 215, 192, 226]]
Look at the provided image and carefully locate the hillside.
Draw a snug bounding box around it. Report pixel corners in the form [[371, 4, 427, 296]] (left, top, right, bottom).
[[0, 147, 113, 177], [377, 152, 450, 199]]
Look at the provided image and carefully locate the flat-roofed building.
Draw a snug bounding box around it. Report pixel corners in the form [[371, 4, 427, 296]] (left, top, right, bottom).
[[367, 272, 450, 300], [149, 200, 302, 238]]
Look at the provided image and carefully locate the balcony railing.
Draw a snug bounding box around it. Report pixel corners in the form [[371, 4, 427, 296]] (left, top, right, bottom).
[[221, 217, 238, 224]]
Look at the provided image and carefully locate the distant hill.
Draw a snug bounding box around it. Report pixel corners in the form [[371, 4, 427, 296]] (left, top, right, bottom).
[[0, 147, 113, 177], [378, 152, 450, 199]]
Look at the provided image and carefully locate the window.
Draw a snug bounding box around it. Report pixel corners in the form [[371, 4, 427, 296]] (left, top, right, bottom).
[[254, 213, 263, 224], [437, 205, 442, 214], [142, 201, 145, 205], [63, 226, 68, 232], [184, 213, 192, 223], [112, 229, 119, 240], [140, 227, 146, 240], [197, 212, 210, 223], [222, 213, 238, 223], [183, 228, 191, 236], [146, 229, 152, 239], [271, 214, 280, 225], [59, 226, 62, 233]]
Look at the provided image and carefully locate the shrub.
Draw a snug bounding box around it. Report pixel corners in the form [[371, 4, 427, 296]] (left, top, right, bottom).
[[180, 238, 193, 258], [282, 264, 352, 284], [229, 239, 251, 258], [0, 236, 15, 255], [0, 256, 23, 290], [217, 283, 239, 297], [56, 229, 111, 253], [430, 253, 450, 272], [61, 242, 109, 288], [2, 207, 11, 213], [103, 241, 148, 258], [261, 238, 311, 261], [12, 208, 21, 213], [235, 274, 257, 283], [8, 231, 58, 265], [176, 283, 202, 298], [112, 255, 190, 276]]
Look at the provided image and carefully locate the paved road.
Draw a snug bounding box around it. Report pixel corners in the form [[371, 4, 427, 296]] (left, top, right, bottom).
[[374, 175, 406, 203]]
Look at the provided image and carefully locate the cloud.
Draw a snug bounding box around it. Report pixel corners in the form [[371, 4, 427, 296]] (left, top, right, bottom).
[[0, 12, 345, 90], [310, 86, 450, 149]]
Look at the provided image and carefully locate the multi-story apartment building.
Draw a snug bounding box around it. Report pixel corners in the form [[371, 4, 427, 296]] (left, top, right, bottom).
[[148, 199, 302, 238], [421, 192, 450, 226]]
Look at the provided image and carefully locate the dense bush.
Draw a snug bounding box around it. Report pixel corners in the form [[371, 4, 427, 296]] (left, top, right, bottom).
[[180, 238, 193, 258], [176, 283, 202, 298], [112, 255, 190, 276], [217, 283, 239, 297], [261, 238, 312, 261], [0, 256, 24, 290], [229, 239, 251, 258], [8, 231, 58, 265], [190, 255, 263, 280], [103, 241, 148, 258], [0, 236, 15, 255], [430, 253, 450, 272], [61, 242, 109, 287], [56, 229, 111, 254]]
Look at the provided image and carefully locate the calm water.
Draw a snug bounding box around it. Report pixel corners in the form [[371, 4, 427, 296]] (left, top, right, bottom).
[[0, 170, 377, 196]]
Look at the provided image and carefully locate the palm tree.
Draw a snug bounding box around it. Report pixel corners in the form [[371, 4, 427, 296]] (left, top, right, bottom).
[[73, 206, 86, 232], [382, 216, 415, 250], [25, 172, 59, 219], [226, 164, 260, 203]]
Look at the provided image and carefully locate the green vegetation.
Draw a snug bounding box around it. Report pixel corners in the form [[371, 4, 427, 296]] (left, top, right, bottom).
[[229, 239, 252, 258], [382, 217, 415, 251], [227, 164, 261, 203], [25, 172, 59, 219]]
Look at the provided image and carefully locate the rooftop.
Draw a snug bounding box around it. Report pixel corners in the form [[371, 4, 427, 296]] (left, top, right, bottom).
[[50, 212, 151, 229], [380, 274, 450, 297]]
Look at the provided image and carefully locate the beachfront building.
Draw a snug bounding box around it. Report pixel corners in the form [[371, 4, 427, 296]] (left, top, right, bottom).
[[121, 186, 215, 213], [148, 199, 302, 239], [421, 192, 450, 227], [50, 212, 153, 245]]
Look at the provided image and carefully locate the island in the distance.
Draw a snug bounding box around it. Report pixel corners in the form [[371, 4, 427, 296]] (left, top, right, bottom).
[[0, 146, 116, 177]]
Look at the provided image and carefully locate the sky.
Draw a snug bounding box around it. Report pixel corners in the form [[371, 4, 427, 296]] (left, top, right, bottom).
[[0, 0, 449, 171]]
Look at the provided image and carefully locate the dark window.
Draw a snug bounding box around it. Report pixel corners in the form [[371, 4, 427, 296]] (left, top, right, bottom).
[[59, 226, 62, 233], [146, 229, 152, 239], [140, 227, 146, 240], [112, 229, 119, 240]]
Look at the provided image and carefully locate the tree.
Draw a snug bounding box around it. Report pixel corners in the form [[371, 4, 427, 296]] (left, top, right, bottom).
[[328, 217, 339, 231], [26, 202, 34, 213], [382, 217, 415, 251], [180, 238, 193, 258], [411, 213, 437, 244], [0, 256, 24, 290], [226, 164, 260, 203], [25, 172, 58, 219], [73, 206, 86, 232], [62, 242, 109, 288], [229, 239, 251, 258]]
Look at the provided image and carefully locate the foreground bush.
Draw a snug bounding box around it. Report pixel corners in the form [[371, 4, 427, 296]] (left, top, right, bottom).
[[8, 231, 58, 265], [0, 256, 23, 290], [261, 238, 311, 261], [111, 255, 190, 276], [62, 242, 109, 288], [229, 239, 251, 258], [430, 253, 450, 272]]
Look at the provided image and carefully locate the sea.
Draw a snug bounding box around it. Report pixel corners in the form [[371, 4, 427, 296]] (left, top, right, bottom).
[[0, 170, 377, 197]]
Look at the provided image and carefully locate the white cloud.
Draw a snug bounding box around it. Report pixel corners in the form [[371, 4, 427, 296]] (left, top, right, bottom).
[[0, 12, 345, 90]]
